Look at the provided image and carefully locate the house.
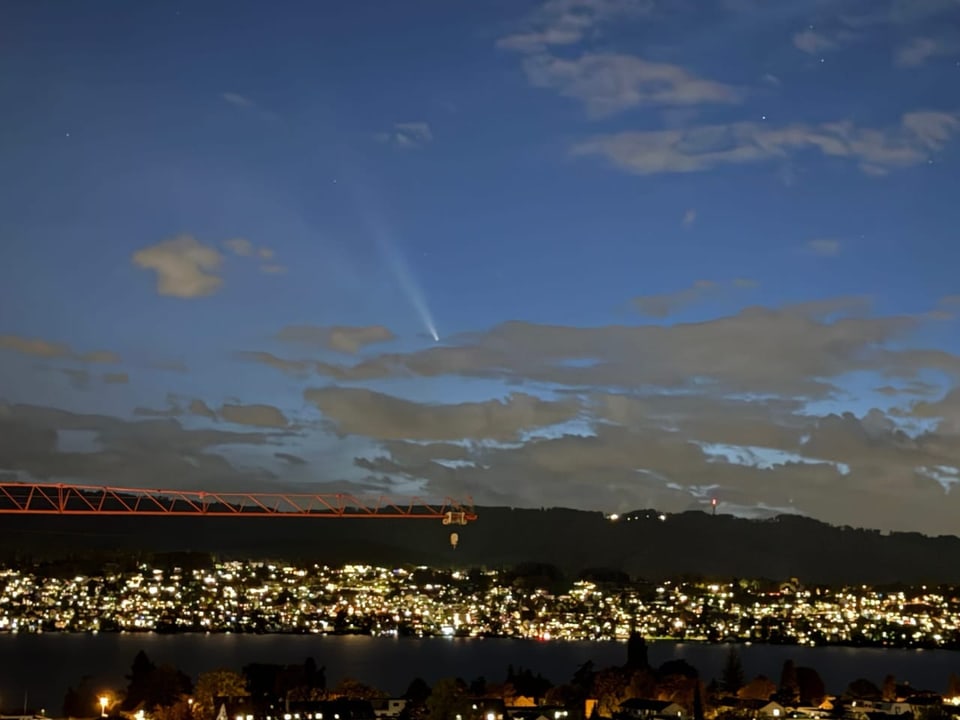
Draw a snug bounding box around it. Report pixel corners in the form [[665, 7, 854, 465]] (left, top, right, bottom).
[[873, 702, 914, 716], [285, 699, 377, 720], [371, 700, 407, 719], [758, 702, 788, 718], [617, 699, 685, 720], [510, 706, 571, 720], [467, 699, 507, 720]]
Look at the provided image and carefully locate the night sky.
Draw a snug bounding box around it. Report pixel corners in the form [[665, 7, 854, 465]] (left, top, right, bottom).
[[1, 0, 959, 534]]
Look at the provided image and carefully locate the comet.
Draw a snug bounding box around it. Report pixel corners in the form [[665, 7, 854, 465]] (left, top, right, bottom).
[[336, 171, 440, 343], [373, 226, 439, 343]]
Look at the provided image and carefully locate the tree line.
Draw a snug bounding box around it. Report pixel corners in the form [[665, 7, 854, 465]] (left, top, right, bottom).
[[65, 636, 960, 720]]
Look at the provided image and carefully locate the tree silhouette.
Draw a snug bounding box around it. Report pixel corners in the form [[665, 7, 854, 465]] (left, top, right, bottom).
[[425, 678, 470, 720], [332, 678, 387, 700], [795, 668, 825, 706], [592, 668, 630, 718], [778, 661, 798, 705], [124, 651, 158, 709], [693, 683, 704, 720], [626, 632, 649, 670], [400, 678, 431, 720], [882, 675, 897, 702], [193, 670, 248, 720], [721, 649, 745, 694], [846, 679, 881, 701], [545, 685, 587, 717], [738, 677, 776, 701]]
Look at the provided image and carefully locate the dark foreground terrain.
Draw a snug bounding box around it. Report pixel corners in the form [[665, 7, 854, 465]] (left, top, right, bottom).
[[3, 507, 960, 584]]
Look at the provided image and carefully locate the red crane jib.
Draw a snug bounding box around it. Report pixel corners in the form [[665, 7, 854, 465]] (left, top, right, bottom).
[[0, 481, 477, 522]]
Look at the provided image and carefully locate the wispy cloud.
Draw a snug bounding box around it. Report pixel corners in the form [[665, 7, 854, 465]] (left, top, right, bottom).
[[221, 92, 255, 109], [497, 0, 652, 53], [277, 325, 396, 354], [223, 238, 285, 274], [521, 53, 741, 117], [499, 0, 736, 117], [572, 110, 960, 176], [224, 238, 254, 257], [376, 122, 433, 149], [894, 37, 951, 67], [681, 209, 697, 228], [633, 278, 755, 318], [793, 29, 840, 54], [806, 238, 842, 256], [0, 336, 118, 364]]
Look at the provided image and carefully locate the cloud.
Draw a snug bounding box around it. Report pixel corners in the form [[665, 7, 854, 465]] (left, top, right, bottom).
[[223, 238, 284, 273], [237, 351, 316, 376], [499, 1, 735, 117], [189, 399, 218, 421], [224, 238, 254, 256], [276, 325, 396, 354], [521, 52, 741, 117], [0, 403, 283, 492], [0, 335, 119, 365], [681, 209, 697, 228], [304, 387, 580, 441], [632, 279, 758, 317], [132, 235, 224, 299], [61, 368, 90, 390], [131, 397, 288, 428], [219, 403, 289, 429], [633, 280, 719, 317], [497, 0, 653, 53], [376, 122, 433, 149], [793, 30, 839, 54], [358, 404, 960, 533], [304, 297, 926, 399], [222, 92, 255, 109], [134, 235, 285, 297], [275, 452, 307, 465], [149, 359, 189, 373], [805, 238, 842, 256], [571, 110, 960, 176], [103, 372, 129, 385], [906, 388, 960, 432], [894, 37, 942, 66]]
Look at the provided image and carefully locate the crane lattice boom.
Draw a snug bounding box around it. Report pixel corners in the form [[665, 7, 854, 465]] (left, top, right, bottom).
[[0, 481, 476, 523]]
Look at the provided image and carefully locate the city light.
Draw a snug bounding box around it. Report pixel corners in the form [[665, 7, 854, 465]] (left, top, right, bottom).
[[0, 562, 957, 647]]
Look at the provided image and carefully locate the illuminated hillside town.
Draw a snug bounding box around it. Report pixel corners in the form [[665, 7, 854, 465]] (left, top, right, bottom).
[[1, 561, 959, 650]]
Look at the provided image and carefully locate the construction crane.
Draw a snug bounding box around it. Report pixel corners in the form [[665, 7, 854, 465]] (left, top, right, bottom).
[[0, 480, 476, 526]]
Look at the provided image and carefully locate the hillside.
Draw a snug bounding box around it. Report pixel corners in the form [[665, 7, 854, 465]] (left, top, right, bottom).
[[2, 507, 958, 584]]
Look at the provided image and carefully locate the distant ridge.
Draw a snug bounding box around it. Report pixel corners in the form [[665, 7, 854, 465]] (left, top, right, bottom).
[[2, 506, 959, 585]]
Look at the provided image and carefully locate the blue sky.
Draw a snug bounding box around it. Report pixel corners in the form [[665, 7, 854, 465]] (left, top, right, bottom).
[[1, 0, 960, 534]]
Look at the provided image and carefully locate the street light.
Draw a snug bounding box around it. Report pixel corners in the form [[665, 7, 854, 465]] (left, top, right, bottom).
[[99, 696, 109, 718]]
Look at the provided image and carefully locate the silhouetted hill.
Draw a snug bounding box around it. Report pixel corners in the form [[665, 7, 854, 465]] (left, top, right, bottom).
[[2, 507, 959, 584]]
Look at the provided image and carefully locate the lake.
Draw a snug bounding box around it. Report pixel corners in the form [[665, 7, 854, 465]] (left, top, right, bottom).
[[1, 634, 957, 715]]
